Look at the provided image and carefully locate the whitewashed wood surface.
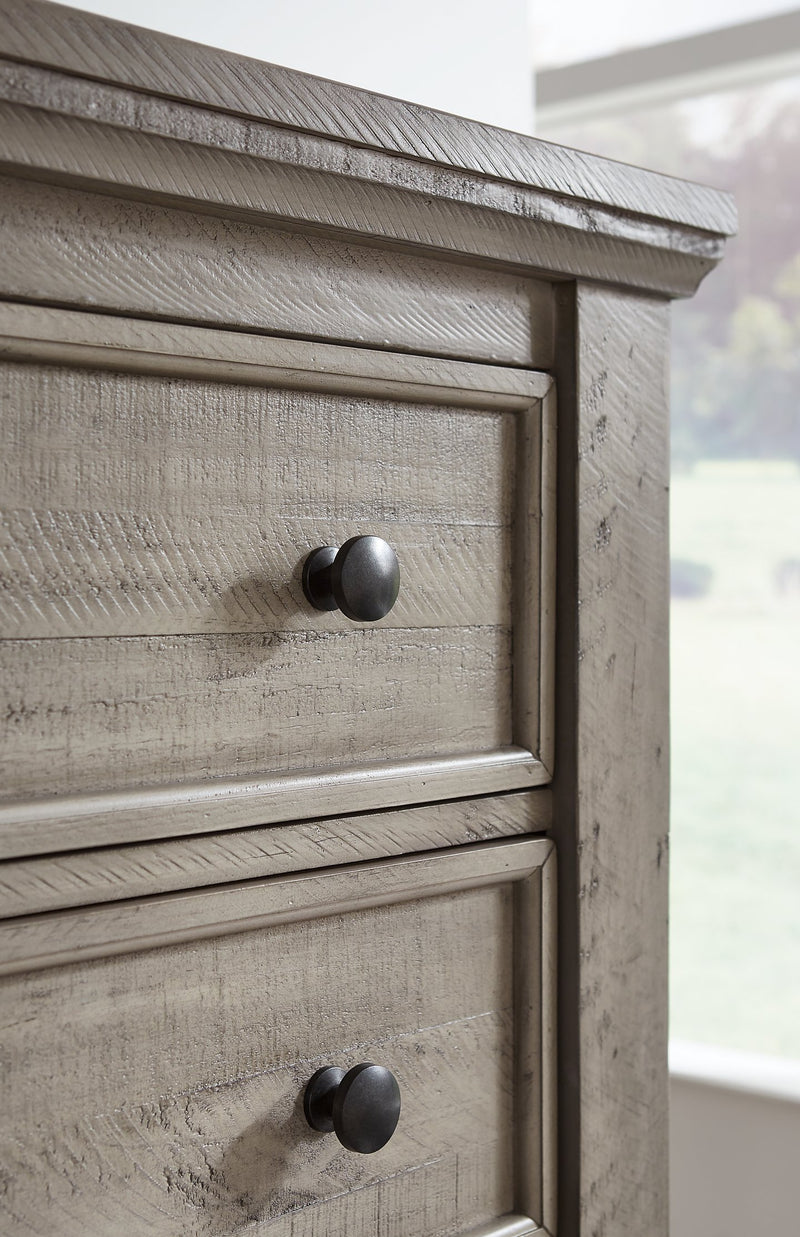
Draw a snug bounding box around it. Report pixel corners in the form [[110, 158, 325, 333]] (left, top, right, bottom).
[[0, 173, 552, 368], [0, 789, 552, 916], [553, 285, 671, 1237], [0, 838, 555, 1237], [0, 0, 735, 237]]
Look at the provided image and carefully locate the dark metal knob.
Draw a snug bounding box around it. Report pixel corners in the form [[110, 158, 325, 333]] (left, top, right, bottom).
[[303, 1062, 401, 1154], [302, 536, 400, 622]]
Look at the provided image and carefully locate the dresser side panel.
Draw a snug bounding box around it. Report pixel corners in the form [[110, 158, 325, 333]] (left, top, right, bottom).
[[554, 284, 670, 1236]]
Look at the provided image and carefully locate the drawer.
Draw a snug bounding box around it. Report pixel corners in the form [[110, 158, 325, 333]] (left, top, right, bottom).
[[0, 305, 555, 857], [0, 836, 556, 1237]]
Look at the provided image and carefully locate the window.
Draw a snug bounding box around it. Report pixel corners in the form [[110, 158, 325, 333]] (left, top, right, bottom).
[[535, 10, 800, 1062]]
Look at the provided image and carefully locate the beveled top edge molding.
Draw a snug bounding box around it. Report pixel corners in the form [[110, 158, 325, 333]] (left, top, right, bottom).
[[2, 0, 736, 240]]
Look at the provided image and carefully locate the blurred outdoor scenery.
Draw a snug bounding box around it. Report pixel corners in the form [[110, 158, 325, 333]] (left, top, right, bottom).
[[539, 71, 800, 1059]]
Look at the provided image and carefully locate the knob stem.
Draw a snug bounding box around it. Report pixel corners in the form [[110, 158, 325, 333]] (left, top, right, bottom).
[[303, 1065, 345, 1133], [301, 547, 339, 612]]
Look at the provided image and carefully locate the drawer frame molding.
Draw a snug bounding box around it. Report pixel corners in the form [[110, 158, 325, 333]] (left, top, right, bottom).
[[0, 790, 552, 917], [0, 304, 556, 859], [0, 835, 556, 1237], [461, 1217, 549, 1237]]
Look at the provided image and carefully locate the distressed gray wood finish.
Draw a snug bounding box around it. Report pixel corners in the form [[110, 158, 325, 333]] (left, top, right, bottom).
[[0, 7, 734, 299], [2, 627, 512, 798], [461, 1222, 544, 1237], [0, 307, 554, 828], [552, 285, 672, 1236], [0, 3, 734, 235], [0, 6, 733, 1235], [0, 837, 556, 1237], [0, 790, 552, 917], [0, 90, 726, 300], [0, 304, 551, 412], [0, 174, 552, 368], [0, 748, 544, 862], [1, 358, 517, 638]]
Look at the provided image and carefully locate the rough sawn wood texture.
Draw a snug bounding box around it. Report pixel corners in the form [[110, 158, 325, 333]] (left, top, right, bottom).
[[0, 171, 554, 368], [0, 312, 554, 816], [0, 838, 556, 1236], [553, 285, 674, 1236], [0, 0, 735, 235], [0, 6, 734, 1237], [0, 790, 552, 917]]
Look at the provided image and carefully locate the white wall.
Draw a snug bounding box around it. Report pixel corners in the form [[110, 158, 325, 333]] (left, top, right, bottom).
[[61, 0, 534, 132], [670, 1044, 800, 1236]]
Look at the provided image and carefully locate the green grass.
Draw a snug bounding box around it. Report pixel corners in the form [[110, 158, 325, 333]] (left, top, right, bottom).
[[669, 462, 800, 1058]]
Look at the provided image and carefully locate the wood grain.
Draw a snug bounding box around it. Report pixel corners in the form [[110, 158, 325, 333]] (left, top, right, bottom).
[[517, 841, 557, 1236], [0, 1, 735, 236], [1, 896, 514, 1233], [0, 307, 554, 835], [0, 359, 516, 526], [514, 384, 557, 775], [0, 624, 512, 800], [0, 12, 727, 1232], [0, 304, 551, 407], [552, 285, 670, 1236], [0, 789, 552, 916], [459, 1220, 544, 1237], [0, 92, 727, 298], [0, 506, 508, 634], [0, 837, 555, 1235], [0, 310, 553, 641], [0, 748, 546, 861], [0, 173, 551, 367], [0, 356, 517, 637], [0, 834, 553, 972]]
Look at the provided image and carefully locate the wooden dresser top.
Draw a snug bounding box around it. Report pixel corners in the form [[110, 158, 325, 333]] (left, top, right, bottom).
[[0, 0, 736, 297]]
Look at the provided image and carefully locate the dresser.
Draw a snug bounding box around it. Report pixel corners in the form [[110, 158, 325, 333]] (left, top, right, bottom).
[[0, 4, 735, 1234]]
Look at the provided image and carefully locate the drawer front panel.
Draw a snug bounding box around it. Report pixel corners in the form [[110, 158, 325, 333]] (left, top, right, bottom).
[[0, 838, 556, 1237], [0, 307, 555, 851], [2, 627, 511, 796], [1, 363, 513, 638]]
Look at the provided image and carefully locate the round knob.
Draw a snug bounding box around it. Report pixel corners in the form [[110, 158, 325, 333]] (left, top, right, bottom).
[[303, 1063, 401, 1154], [301, 536, 400, 622]]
